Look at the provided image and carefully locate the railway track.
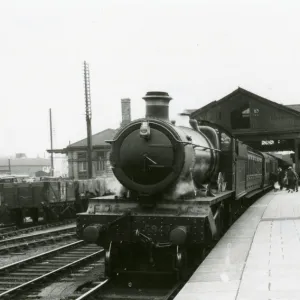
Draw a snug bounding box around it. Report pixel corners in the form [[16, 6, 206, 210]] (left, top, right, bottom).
[[8, 265, 185, 300], [15, 257, 107, 300], [0, 226, 76, 254], [70, 280, 183, 300], [0, 223, 15, 228], [1, 244, 208, 300], [0, 225, 17, 235], [0, 219, 75, 240], [0, 240, 103, 299]]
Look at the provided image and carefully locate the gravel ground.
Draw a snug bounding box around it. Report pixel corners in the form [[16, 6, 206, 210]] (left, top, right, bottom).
[[0, 238, 78, 267]]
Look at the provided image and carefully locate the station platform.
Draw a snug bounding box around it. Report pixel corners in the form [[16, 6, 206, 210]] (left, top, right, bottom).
[[174, 190, 300, 300]]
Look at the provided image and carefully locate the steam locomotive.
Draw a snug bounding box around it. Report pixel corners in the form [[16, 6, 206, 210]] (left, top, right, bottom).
[[77, 91, 285, 279]]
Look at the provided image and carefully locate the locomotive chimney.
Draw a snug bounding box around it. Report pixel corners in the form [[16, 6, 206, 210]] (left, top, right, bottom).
[[142, 91, 172, 121], [121, 98, 131, 127]]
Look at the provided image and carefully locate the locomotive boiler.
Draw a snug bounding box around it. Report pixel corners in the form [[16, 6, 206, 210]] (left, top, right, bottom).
[[109, 91, 220, 198], [77, 91, 233, 279]]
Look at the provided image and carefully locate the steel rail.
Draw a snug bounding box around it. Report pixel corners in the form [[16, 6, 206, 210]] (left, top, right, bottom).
[[0, 240, 83, 273], [0, 223, 15, 228], [73, 279, 185, 300], [163, 281, 185, 300], [0, 226, 75, 247], [0, 219, 75, 239], [0, 225, 17, 234], [75, 279, 110, 300], [0, 232, 76, 254]]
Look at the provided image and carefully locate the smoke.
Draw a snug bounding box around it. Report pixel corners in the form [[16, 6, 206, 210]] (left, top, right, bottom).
[[105, 176, 124, 196], [175, 114, 191, 127]]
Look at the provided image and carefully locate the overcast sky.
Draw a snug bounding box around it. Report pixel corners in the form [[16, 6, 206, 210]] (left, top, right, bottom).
[[1, 0, 300, 158]]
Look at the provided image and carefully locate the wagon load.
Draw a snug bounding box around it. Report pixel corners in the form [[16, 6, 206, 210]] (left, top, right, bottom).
[[74, 177, 122, 213], [76, 177, 121, 197]]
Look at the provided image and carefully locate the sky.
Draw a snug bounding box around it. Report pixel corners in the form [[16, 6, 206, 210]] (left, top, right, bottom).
[[1, 0, 300, 158]]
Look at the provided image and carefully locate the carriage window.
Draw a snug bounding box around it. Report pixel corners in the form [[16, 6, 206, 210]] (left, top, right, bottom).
[[249, 157, 251, 173], [221, 132, 231, 151]]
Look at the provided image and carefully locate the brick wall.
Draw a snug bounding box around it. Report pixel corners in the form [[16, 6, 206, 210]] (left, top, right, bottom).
[[121, 98, 131, 127]]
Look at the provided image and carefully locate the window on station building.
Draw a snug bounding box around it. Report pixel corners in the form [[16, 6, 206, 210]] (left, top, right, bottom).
[[230, 103, 251, 129], [261, 140, 274, 145], [242, 108, 250, 118], [77, 152, 87, 160], [253, 108, 259, 117], [78, 161, 87, 172], [77, 152, 87, 172], [96, 151, 106, 171]]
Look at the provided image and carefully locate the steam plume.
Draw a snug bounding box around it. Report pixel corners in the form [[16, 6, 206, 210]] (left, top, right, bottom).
[[165, 179, 196, 200], [105, 176, 124, 196]]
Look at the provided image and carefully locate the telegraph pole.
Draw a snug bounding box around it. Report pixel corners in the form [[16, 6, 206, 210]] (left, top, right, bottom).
[[8, 159, 11, 174], [49, 108, 54, 176], [83, 61, 93, 179]]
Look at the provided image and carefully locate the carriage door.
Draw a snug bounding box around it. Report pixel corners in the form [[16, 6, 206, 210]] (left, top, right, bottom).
[[235, 142, 248, 199]]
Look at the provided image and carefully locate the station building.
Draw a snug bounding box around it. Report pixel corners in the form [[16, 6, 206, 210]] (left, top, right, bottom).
[[0, 156, 51, 177], [188, 87, 297, 170], [48, 98, 131, 180], [66, 128, 117, 179]]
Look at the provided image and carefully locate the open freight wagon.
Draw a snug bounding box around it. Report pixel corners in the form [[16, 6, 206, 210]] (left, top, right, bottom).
[[0, 177, 119, 226], [0, 180, 76, 226]]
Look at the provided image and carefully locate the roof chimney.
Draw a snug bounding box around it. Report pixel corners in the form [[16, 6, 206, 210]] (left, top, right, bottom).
[[142, 91, 172, 121], [121, 98, 131, 127]]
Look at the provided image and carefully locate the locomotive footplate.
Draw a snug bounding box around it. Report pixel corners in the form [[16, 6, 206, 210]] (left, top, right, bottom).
[[77, 192, 233, 246], [77, 193, 233, 277]]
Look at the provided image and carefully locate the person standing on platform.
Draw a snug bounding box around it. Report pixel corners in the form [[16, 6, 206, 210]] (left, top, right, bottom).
[[271, 169, 279, 191], [287, 166, 297, 193], [291, 167, 299, 192], [278, 167, 285, 190]]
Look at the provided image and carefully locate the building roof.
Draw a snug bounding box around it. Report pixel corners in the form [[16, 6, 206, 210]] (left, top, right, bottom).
[[190, 87, 300, 118], [67, 128, 117, 148], [0, 158, 51, 167], [286, 104, 300, 112], [181, 109, 197, 115], [46, 128, 118, 154]]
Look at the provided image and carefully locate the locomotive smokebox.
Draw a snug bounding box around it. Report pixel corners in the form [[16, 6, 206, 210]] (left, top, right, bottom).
[[143, 91, 172, 121]]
